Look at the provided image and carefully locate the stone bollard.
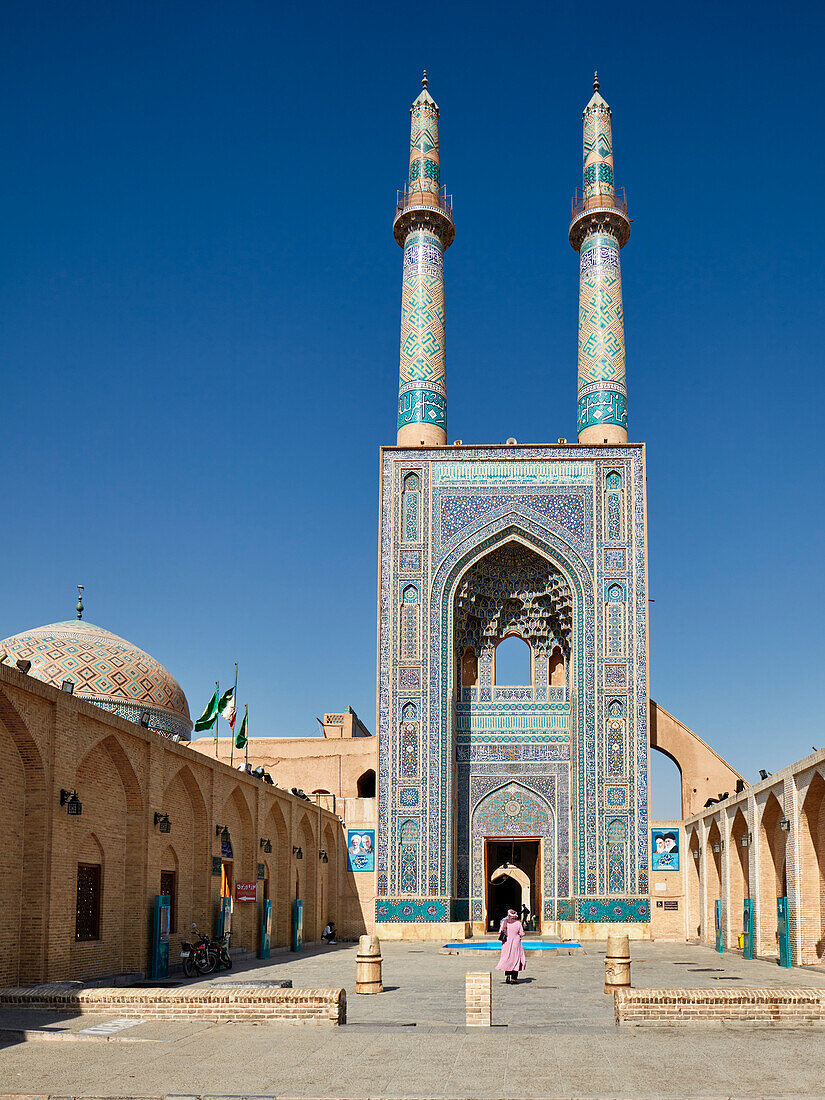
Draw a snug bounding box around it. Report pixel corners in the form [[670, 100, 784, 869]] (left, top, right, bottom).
[[465, 971, 491, 1027], [355, 934, 384, 994], [604, 930, 631, 994]]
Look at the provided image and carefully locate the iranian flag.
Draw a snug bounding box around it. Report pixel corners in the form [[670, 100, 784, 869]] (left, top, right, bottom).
[[218, 686, 236, 732]]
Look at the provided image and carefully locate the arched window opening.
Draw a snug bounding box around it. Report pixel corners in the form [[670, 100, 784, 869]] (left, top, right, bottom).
[[357, 769, 376, 799], [549, 646, 565, 687], [494, 636, 532, 686], [461, 645, 478, 687]]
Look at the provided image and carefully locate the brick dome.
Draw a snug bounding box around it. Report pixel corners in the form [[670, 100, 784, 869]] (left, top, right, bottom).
[[0, 620, 192, 740]]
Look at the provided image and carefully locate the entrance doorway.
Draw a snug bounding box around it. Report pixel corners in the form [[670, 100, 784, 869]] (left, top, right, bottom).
[[485, 838, 540, 931]]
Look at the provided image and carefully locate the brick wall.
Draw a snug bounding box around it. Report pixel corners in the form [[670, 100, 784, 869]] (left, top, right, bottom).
[[0, 664, 363, 986], [615, 987, 825, 1026], [685, 752, 825, 966], [0, 985, 346, 1024]]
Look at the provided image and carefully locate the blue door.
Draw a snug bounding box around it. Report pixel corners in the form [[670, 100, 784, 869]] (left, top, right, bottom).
[[715, 899, 723, 952]]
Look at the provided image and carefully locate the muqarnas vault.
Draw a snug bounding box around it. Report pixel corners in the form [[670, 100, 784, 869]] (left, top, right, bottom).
[[377, 74, 649, 931]]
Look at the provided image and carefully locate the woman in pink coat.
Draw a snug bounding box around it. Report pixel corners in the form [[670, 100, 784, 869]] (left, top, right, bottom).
[[495, 908, 527, 983]]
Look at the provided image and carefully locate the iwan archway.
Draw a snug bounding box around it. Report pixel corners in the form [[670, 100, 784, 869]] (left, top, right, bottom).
[[453, 538, 571, 931]]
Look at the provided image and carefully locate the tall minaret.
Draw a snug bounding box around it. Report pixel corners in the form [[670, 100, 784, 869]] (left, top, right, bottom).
[[394, 72, 455, 447], [569, 74, 631, 444]]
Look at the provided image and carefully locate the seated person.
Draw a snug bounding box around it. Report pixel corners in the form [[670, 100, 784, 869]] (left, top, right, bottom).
[[321, 921, 337, 944]]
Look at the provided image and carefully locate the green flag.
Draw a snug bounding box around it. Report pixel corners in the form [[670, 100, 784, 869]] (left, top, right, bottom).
[[194, 686, 219, 732], [235, 709, 248, 749]]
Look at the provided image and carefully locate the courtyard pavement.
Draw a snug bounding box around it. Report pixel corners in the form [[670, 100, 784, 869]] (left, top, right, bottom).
[[2, 940, 825, 1098]]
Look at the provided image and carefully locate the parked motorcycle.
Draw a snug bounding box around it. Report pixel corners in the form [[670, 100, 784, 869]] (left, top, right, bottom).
[[180, 924, 218, 977], [208, 932, 233, 971]]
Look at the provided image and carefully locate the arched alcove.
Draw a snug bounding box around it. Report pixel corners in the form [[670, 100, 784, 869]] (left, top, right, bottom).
[[759, 793, 787, 957], [706, 818, 723, 944], [357, 769, 376, 798], [800, 771, 825, 964], [494, 636, 532, 686]]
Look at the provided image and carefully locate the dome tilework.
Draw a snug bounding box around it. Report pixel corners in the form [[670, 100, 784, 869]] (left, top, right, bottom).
[[1, 620, 191, 737]]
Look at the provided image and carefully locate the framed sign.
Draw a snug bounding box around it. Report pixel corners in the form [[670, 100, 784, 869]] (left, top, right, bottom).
[[235, 882, 257, 903], [651, 829, 679, 871], [347, 829, 375, 872]]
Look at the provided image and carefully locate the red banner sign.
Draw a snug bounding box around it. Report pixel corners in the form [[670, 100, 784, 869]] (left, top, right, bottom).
[[235, 882, 257, 903]]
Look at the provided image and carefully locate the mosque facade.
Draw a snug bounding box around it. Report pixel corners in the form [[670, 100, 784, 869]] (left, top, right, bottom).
[[376, 76, 651, 933]]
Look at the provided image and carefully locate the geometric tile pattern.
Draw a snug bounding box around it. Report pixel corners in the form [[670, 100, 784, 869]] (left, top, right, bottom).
[[1, 619, 192, 739]]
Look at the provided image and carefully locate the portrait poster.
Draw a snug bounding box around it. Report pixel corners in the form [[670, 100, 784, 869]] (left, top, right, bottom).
[[651, 828, 679, 871], [347, 829, 375, 872]]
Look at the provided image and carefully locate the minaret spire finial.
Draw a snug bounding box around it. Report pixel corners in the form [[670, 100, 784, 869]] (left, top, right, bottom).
[[393, 74, 454, 447], [76, 584, 84, 620], [593, 70, 599, 92]]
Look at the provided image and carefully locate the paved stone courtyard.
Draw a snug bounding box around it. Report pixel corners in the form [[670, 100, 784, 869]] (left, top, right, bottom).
[[2, 940, 825, 1098]]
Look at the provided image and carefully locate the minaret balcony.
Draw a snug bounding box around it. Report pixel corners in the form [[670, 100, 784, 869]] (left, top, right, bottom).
[[569, 187, 630, 249], [394, 186, 455, 248]]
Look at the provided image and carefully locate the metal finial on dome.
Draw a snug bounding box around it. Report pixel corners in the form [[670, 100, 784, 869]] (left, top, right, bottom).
[[421, 69, 428, 89], [593, 71, 599, 92], [76, 584, 84, 620]]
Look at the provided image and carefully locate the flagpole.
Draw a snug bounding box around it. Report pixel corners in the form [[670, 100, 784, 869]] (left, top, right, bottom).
[[214, 680, 219, 757], [245, 705, 249, 768], [230, 662, 238, 768]]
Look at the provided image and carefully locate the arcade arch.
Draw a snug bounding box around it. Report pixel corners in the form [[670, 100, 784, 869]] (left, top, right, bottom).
[[706, 818, 722, 941], [799, 771, 825, 964], [759, 793, 787, 957], [729, 808, 751, 939]]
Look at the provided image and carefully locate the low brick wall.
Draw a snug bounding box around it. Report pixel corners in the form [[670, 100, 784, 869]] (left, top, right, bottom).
[[0, 984, 346, 1025], [615, 988, 825, 1026]]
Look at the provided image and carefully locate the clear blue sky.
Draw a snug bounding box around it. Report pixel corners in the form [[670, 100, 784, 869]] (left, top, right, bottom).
[[3, 2, 824, 819]]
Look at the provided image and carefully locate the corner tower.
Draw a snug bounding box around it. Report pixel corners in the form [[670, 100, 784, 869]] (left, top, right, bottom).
[[570, 75, 631, 444], [394, 72, 455, 447]]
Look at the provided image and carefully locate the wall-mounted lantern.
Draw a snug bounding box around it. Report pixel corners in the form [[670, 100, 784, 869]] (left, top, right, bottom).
[[61, 679, 75, 694], [319, 849, 329, 863], [154, 812, 171, 834], [260, 837, 272, 853], [780, 819, 791, 832], [740, 834, 749, 847], [292, 846, 303, 859], [692, 847, 700, 859], [60, 788, 82, 815], [139, 710, 151, 728], [712, 842, 720, 854], [216, 824, 230, 841]]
